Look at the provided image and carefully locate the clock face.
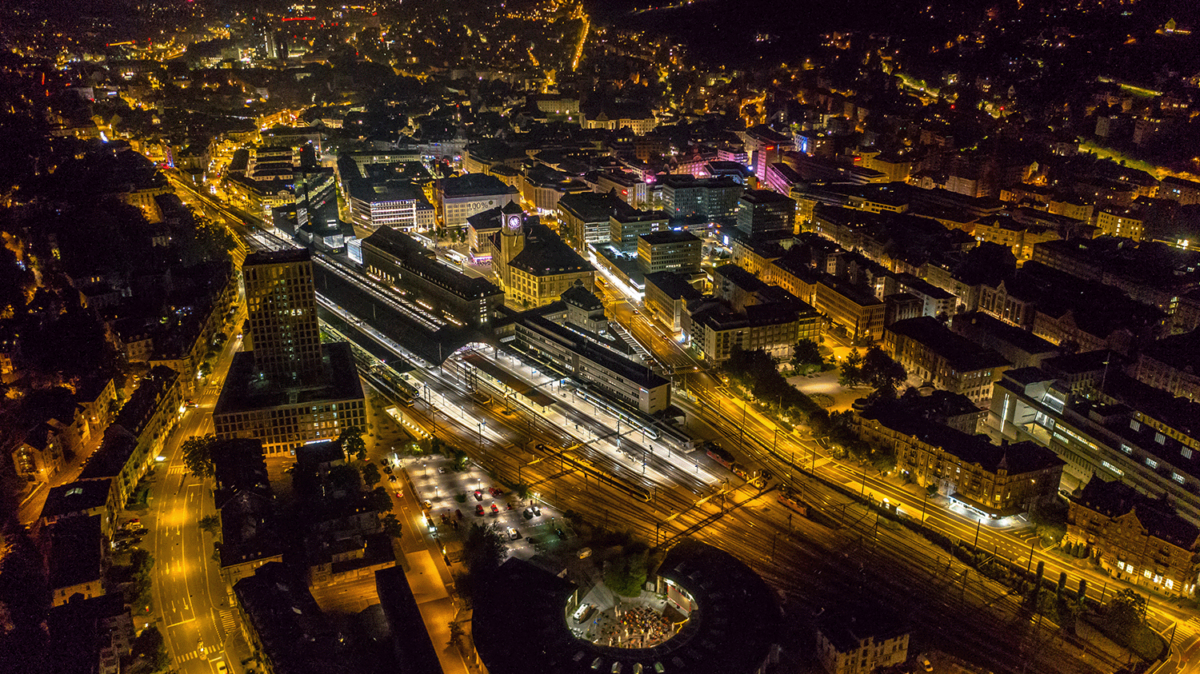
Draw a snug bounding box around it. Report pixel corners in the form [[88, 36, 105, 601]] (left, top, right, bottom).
[[507, 215, 521, 230]]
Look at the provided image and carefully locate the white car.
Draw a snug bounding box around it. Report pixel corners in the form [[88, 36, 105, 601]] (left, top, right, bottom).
[[214, 662, 228, 674]]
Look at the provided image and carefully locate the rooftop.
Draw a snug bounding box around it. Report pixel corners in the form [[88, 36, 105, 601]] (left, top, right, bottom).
[[887, 317, 1011, 373], [40, 479, 112, 522], [819, 607, 908, 652], [509, 225, 593, 276], [234, 562, 348, 674], [645, 271, 704, 302], [48, 515, 103, 591], [638, 230, 700, 246], [362, 228, 502, 300], [1074, 478, 1199, 550], [440, 173, 516, 198], [1140, 328, 1200, 374], [740, 188, 796, 205], [212, 343, 364, 417], [245, 248, 311, 267], [472, 540, 780, 674]]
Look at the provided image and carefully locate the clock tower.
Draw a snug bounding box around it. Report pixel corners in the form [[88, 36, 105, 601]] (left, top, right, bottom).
[[497, 202, 526, 291]]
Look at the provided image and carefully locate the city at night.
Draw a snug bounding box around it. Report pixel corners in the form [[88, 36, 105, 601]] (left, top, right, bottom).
[[2, 0, 1200, 673]]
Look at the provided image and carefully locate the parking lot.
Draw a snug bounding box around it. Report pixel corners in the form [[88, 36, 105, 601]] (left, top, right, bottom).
[[401, 453, 574, 563]]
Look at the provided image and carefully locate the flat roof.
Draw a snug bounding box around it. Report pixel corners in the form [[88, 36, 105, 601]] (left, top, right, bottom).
[[741, 188, 795, 205], [245, 248, 311, 266], [213, 343, 365, 417], [638, 230, 700, 246]]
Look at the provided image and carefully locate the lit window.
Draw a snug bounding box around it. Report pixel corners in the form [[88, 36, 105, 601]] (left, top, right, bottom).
[[1182, 448, 1192, 460], [1174, 473, 1186, 485], [1146, 458, 1158, 469]]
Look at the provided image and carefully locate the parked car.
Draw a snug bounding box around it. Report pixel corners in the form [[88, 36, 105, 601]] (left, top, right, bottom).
[[388, 475, 397, 482], [490, 503, 499, 515], [475, 505, 485, 516], [506, 527, 521, 540], [531, 505, 541, 516], [422, 500, 433, 510], [473, 490, 484, 501]]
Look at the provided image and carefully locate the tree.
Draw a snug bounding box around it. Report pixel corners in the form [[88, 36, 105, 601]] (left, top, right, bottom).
[[604, 544, 649, 597], [128, 549, 155, 612], [382, 513, 403, 538], [839, 348, 865, 387], [361, 461, 382, 488], [181, 434, 218, 479], [129, 626, 168, 674], [861, 346, 907, 395], [791, 338, 823, 369], [368, 487, 394, 514], [339, 426, 367, 461], [198, 515, 221, 536], [448, 620, 466, 648], [1104, 589, 1147, 641], [463, 523, 507, 577]]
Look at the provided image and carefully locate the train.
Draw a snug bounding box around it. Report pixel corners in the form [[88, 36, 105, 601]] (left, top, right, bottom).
[[533, 443, 652, 503], [777, 484, 808, 516], [702, 441, 767, 488]]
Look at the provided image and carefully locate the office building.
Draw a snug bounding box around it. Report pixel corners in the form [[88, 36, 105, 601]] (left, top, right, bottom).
[[645, 272, 704, 332], [814, 276, 885, 343], [659, 175, 744, 225], [557, 190, 633, 252], [737, 189, 797, 237], [637, 231, 702, 275], [361, 228, 503, 327], [515, 314, 670, 414], [437, 173, 519, 228], [688, 297, 820, 363], [610, 209, 670, 253], [347, 178, 435, 232], [990, 368, 1200, 524]]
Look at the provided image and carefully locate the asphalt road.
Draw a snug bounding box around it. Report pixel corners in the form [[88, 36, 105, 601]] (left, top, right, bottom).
[[144, 322, 246, 674]]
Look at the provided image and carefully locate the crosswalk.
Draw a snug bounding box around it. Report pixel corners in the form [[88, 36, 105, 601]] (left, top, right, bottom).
[[219, 608, 237, 637], [168, 464, 186, 475], [175, 649, 205, 663]]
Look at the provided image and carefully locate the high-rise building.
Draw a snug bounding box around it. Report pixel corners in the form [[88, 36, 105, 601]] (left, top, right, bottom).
[[736, 189, 797, 237], [215, 249, 365, 455], [243, 249, 322, 384]]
